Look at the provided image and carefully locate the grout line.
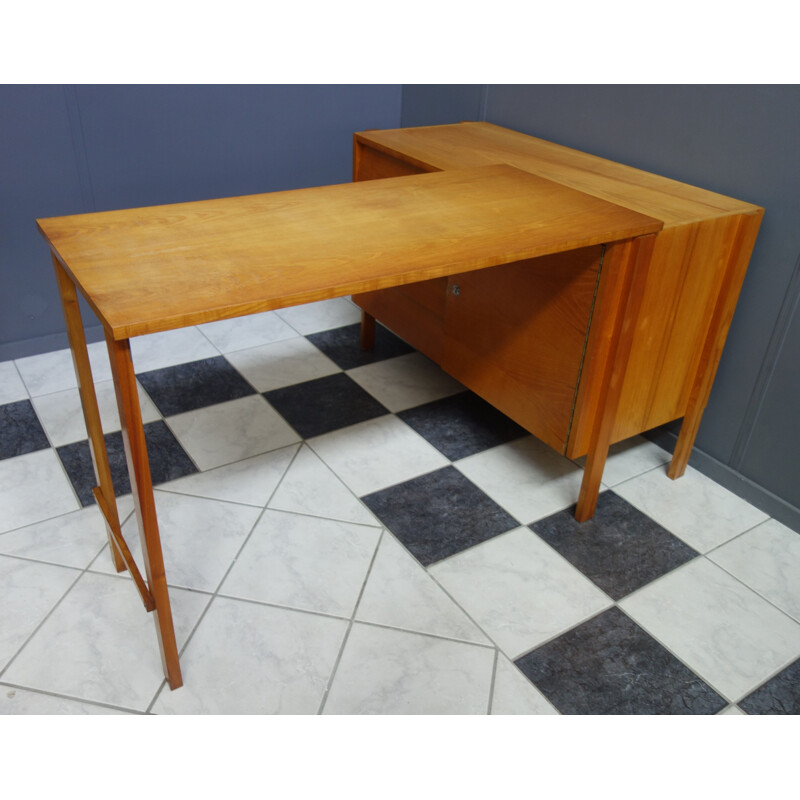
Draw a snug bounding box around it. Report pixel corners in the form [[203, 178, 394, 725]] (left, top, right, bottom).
[[600, 602, 739, 708], [6, 323, 799, 715], [317, 528, 386, 715], [0, 543, 107, 573], [703, 553, 800, 627], [702, 516, 772, 557], [145, 441, 308, 713], [0, 561, 86, 685], [728, 652, 800, 707], [0, 680, 145, 715], [329, 615, 498, 650], [0, 681, 145, 715], [486, 648, 499, 715], [612, 572, 800, 708]]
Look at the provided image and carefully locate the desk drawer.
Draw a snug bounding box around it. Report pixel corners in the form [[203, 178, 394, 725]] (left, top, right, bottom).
[[357, 247, 602, 454], [441, 248, 601, 453]]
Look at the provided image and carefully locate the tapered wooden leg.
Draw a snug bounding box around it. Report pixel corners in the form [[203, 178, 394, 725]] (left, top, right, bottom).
[[360, 309, 376, 350], [106, 332, 183, 689], [668, 211, 763, 480], [575, 235, 656, 521], [52, 256, 126, 573]]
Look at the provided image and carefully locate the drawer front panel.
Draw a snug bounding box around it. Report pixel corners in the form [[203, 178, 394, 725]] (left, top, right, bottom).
[[441, 247, 602, 453]]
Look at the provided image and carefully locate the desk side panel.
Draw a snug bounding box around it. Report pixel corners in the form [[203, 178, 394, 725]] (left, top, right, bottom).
[[567, 212, 762, 457]]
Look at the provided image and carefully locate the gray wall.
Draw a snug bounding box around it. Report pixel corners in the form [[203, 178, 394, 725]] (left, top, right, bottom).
[[1, 84, 402, 359], [403, 84, 800, 531]]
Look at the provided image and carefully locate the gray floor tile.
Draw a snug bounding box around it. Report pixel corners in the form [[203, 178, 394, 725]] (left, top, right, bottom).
[[515, 607, 726, 714]]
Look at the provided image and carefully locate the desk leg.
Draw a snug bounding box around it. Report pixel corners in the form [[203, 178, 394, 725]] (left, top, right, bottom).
[[52, 257, 126, 573], [575, 235, 655, 522], [360, 310, 376, 350], [106, 333, 183, 689]]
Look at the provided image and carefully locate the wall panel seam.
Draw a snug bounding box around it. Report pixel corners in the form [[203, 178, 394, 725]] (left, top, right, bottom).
[[478, 85, 489, 121], [62, 85, 96, 213], [729, 248, 800, 469]]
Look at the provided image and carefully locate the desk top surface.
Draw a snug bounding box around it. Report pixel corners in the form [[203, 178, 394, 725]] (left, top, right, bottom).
[[356, 122, 761, 227], [39, 163, 661, 340]]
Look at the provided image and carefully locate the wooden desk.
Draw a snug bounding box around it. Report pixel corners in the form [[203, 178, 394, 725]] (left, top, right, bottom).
[[353, 123, 763, 472], [37, 127, 757, 690]]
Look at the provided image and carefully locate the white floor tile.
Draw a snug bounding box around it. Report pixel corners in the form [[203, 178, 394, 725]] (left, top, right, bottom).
[[355, 533, 490, 644], [167, 394, 301, 471], [0, 450, 79, 534], [430, 527, 612, 659], [129, 327, 219, 373], [15, 342, 112, 397], [197, 311, 298, 353], [94, 491, 261, 592], [348, 352, 464, 412], [309, 415, 449, 496], [0, 505, 108, 568], [3, 571, 209, 711], [0, 361, 28, 404], [220, 509, 380, 616], [614, 465, 769, 552], [225, 337, 339, 392], [720, 705, 746, 715], [490, 656, 559, 714], [572, 435, 671, 487], [456, 436, 584, 524], [151, 597, 348, 714], [619, 558, 800, 702], [0, 684, 131, 714], [275, 297, 361, 334], [0, 556, 79, 670], [160, 446, 298, 507], [323, 623, 495, 714], [31, 379, 160, 446], [268, 445, 378, 525], [709, 518, 800, 623]]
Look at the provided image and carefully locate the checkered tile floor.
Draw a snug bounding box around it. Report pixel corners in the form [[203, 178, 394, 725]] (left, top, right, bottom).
[[1, 297, 799, 714]]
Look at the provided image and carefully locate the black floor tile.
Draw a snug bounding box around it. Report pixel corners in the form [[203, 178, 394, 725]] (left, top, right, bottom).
[[398, 391, 528, 460], [531, 491, 699, 600], [136, 356, 255, 416], [0, 400, 51, 460], [56, 420, 197, 506], [739, 657, 800, 714], [264, 372, 389, 439], [362, 466, 519, 566], [307, 322, 414, 370], [515, 607, 727, 715]]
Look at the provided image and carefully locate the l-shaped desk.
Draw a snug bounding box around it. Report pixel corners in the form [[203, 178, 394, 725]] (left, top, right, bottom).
[[38, 122, 762, 689]]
